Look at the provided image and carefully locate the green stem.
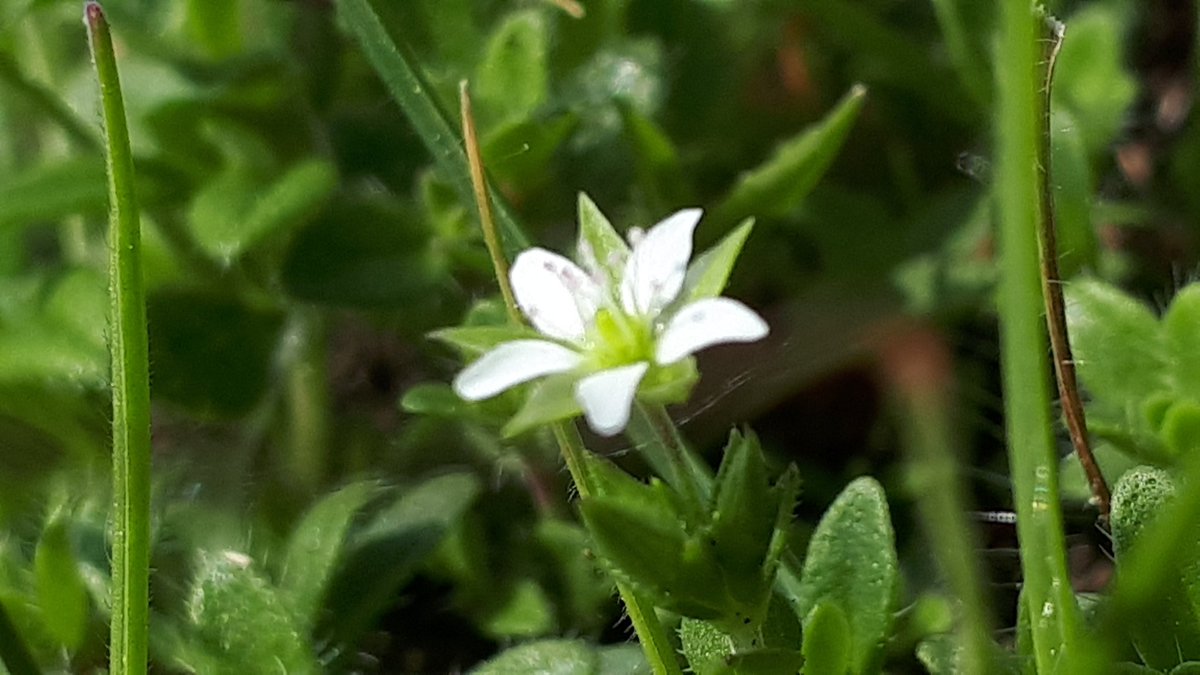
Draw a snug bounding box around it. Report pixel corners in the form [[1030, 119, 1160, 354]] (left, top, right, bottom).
[[880, 329, 996, 673], [628, 403, 711, 513], [0, 601, 42, 675], [87, 4, 152, 675], [284, 308, 329, 494], [994, 2, 1080, 670]]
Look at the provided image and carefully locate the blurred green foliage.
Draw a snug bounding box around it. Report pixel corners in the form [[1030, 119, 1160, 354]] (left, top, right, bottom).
[[1, 0, 1199, 672]]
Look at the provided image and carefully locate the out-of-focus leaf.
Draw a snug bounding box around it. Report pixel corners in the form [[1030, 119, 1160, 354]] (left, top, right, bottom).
[[471, 639, 596, 675], [481, 578, 555, 639], [401, 382, 473, 418], [534, 520, 613, 634], [1165, 285, 1200, 402], [618, 101, 691, 209], [187, 551, 317, 675], [322, 472, 481, 649], [147, 291, 284, 418], [475, 10, 549, 124], [34, 515, 88, 651], [483, 113, 578, 191], [280, 481, 380, 631], [1052, 4, 1137, 157], [710, 85, 867, 228], [915, 634, 957, 675], [795, 477, 897, 675], [336, 0, 530, 257], [1065, 279, 1168, 409], [1050, 109, 1097, 277], [0, 158, 107, 230], [281, 195, 440, 309], [596, 644, 651, 675], [190, 160, 337, 263], [185, 0, 241, 59], [1111, 466, 1200, 669]]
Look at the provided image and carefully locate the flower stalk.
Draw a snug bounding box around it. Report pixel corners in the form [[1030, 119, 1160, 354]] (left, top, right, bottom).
[[459, 82, 684, 675]]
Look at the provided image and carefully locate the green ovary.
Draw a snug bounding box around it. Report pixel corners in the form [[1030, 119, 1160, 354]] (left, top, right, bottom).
[[587, 308, 654, 369]]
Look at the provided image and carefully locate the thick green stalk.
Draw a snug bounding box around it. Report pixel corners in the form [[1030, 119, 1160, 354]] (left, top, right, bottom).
[[87, 4, 152, 675], [994, 2, 1080, 670], [284, 309, 329, 494]]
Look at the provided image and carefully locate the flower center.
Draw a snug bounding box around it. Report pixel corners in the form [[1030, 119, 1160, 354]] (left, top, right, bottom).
[[587, 307, 653, 369]]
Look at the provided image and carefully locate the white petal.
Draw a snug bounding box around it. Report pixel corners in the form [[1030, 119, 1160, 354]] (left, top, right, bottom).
[[655, 297, 768, 364], [574, 362, 649, 436], [453, 340, 582, 400], [620, 208, 703, 316], [510, 248, 601, 342]]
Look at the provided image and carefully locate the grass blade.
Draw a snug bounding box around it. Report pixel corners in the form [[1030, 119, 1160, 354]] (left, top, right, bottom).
[[86, 4, 152, 674], [336, 0, 529, 258]]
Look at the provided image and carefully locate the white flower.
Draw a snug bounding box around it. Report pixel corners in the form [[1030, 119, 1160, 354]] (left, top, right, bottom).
[[453, 208, 768, 436]]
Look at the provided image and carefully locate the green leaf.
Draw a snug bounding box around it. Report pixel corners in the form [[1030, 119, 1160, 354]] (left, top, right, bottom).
[[146, 291, 284, 418], [279, 480, 380, 631], [596, 644, 652, 675], [191, 160, 338, 263], [481, 578, 556, 639], [281, 195, 439, 309], [1161, 400, 1200, 458], [802, 601, 852, 675], [471, 639, 596, 675], [321, 472, 481, 649], [1065, 279, 1168, 409], [401, 382, 474, 418], [475, 10, 549, 124], [794, 477, 897, 675], [681, 218, 754, 305], [534, 520, 614, 634], [679, 618, 730, 675], [711, 649, 804, 675], [336, 0, 529, 258], [0, 158, 107, 231], [579, 498, 689, 604], [185, 0, 242, 59], [430, 325, 545, 357], [617, 101, 691, 209], [1111, 466, 1200, 669], [34, 515, 88, 651], [915, 634, 957, 675], [503, 372, 584, 437], [710, 85, 867, 228], [1052, 4, 1137, 157], [187, 551, 317, 674], [1171, 664, 1200, 675], [1049, 109, 1098, 277], [710, 429, 774, 592], [483, 113, 579, 190], [577, 193, 630, 289], [1165, 284, 1200, 401]]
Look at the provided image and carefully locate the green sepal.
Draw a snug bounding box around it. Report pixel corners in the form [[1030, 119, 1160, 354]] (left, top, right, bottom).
[[430, 325, 546, 357], [682, 218, 754, 303], [640, 358, 699, 405], [795, 477, 898, 675], [577, 192, 630, 289], [504, 372, 584, 437], [802, 601, 852, 675]]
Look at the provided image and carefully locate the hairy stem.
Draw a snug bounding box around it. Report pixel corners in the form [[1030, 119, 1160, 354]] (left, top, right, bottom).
[[87, 4, 152, 674]]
